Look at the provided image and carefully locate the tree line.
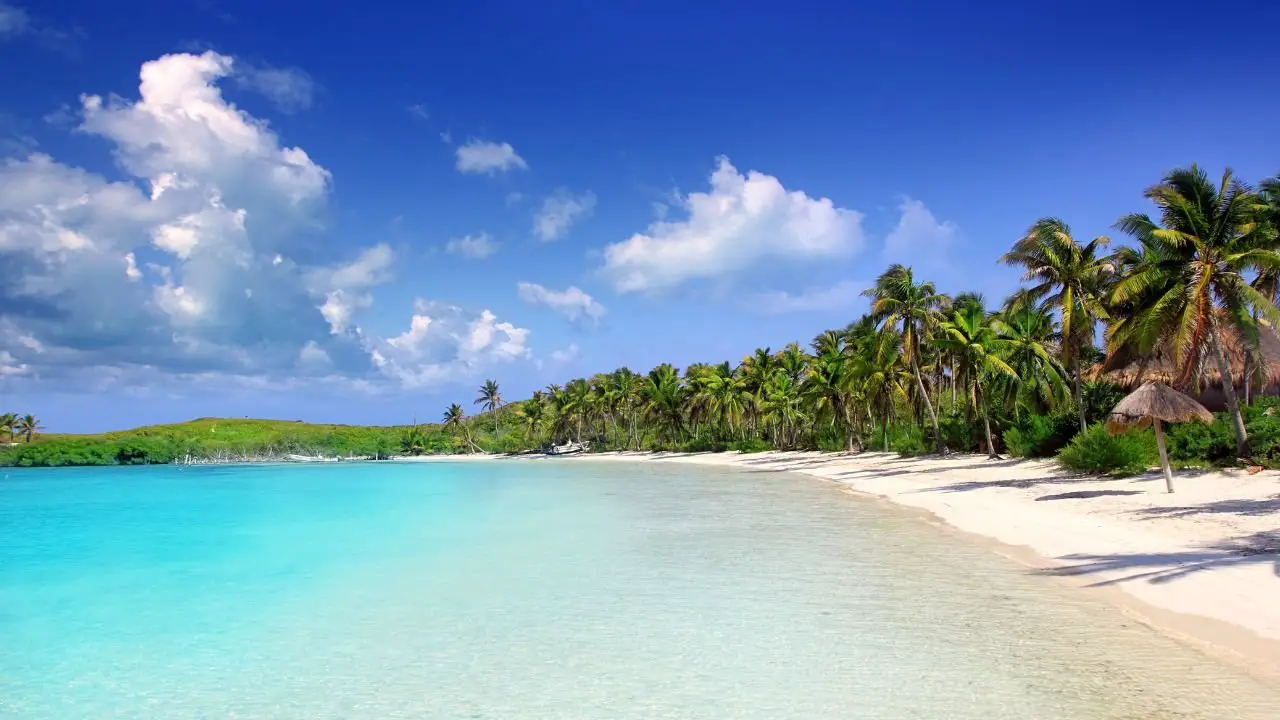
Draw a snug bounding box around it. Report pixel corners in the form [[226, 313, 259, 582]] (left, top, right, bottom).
[[438, 165, 1280, 468]]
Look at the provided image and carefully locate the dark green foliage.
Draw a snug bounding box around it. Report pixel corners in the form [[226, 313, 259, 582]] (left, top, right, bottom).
[[1080, 381, 1127, 426], [1057, 423, 1157, 476], [728, 437, 773, 453], [1165, 418, 1235, 465], [1004, 413, 1079, 458], [887, 425, 927, 456]]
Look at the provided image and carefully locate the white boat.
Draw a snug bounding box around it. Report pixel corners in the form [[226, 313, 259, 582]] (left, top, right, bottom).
[[286, 454, 340, 463], [546, 441, 588, 456]]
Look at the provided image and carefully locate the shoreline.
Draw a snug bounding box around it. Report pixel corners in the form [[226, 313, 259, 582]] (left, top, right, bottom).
[[393, 450, 1280, 680]]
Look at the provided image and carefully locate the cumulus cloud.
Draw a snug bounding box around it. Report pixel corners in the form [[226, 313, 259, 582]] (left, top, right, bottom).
[[533, 188, 596, 242], [234, 63, 317, 113], [517, 282, 606, 325], [366, 301, 530, 388], [601, 156, 864, 293], [455, 139, 527, 174], [445, 232, 498, 259], [882, 197, 958, 263], [0, 51, 529, 394], [751, 280, 864, 315]]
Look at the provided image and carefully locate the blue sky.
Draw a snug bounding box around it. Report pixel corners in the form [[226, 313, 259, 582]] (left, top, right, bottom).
[[1, 0, 1278, 432]]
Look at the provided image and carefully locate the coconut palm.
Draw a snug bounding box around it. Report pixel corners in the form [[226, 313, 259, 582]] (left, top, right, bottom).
[[993, 300, 1070, 416], [0, 412, 15, 442], [442, 403, 477, 453], [853, 326, 912, 451], [1001, 217, 1112, 432], [516, 397, 545, 441], [1112, 165, 1280, 455], [474, 379, 503, 435], [15, 414, 41, 443], [641, 364, 685, 448], [864, 264, 949, 454], [803, 350, 860, 451], [935, 300, 1018, 457]]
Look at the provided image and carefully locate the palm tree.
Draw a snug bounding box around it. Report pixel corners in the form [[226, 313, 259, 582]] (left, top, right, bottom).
[[516, 397, 545, 442], [993, 300, 1070, 416], [803, 350, 861, 451], [864, 265, 949, 454], [1112, 165, 1280, 456], [15, 414, 41, 443], [641, 363, 686, 448], [474, 379, 503, 435], [935, 300, 1018, 457], [853, 325, 911, 451], [443, 403, 477, 453], [1001, 217, 1112, 432], [0, 412, 15, 442]]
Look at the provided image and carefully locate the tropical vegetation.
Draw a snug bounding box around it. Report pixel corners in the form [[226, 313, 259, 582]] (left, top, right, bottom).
[[7, 164, 1280, 475]]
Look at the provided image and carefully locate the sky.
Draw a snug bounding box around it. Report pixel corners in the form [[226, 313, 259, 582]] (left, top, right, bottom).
[[1, 0, 1278, 432]]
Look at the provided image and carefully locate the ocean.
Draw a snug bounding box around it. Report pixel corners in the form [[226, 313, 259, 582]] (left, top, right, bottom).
[[1, 459, 1276, 719]]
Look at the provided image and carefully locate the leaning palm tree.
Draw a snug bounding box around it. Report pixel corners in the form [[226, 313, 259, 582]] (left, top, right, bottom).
[[935, 301, 1018, 457], [0, 412, 16, 442], [1112, 165, 1280, 456], [474, 379, 503, 435], [1001, 217, 1112, 433], [443, 403, 477, 453], [864, 265, 949, 454], [15, 414, 41, 443]]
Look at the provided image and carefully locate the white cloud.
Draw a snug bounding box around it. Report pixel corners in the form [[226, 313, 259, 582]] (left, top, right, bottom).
[[517, 282, 606, 325], [549, 343, 580, 363], [533, 188, 596, 242], [235, 64, 316, 112], [124, 252, 142, 280], [439, 130, 452, 145], [751, 280, 864, 315], [601, 156, 864, 293], [445, 232, 498, 259], [365, 301, 531, 388], [407, 103, 429, 120], [0, 3, 29, 37], [0, 350, 27, 376], [505, 191, 523, 207], [882, 197, 958, 263], [455, 139, 527, 174], [309, 243, 394, 334]]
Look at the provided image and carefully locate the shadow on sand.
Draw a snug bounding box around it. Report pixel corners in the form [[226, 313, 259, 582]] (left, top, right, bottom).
[[1041, 530, 1280, 586]]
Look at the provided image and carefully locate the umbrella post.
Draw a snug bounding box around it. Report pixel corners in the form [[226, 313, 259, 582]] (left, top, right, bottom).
[[1153, 418, 1174, 493]]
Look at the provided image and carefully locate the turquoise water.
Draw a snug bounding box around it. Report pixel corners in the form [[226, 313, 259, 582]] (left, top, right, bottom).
[[1, 460, 1277, 719]]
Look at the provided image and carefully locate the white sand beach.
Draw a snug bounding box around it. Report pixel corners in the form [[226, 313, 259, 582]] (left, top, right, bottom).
[[396, 450, 1280, 675]]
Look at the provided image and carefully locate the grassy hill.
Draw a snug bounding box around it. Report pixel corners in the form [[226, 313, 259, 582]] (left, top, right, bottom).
[[0, 417, 455, 467]]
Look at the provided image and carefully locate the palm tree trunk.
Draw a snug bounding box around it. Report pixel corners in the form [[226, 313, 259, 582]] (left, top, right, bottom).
[[911, 354, 944, 454], [977, 381, 997, 458], [1073, 353, 1087, 433], [1208, 315, 1249, 456]]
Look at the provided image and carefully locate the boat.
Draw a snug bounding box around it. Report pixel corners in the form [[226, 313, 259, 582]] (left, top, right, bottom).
[[285, 454, 341, 463], [545, 441, 588, 456]]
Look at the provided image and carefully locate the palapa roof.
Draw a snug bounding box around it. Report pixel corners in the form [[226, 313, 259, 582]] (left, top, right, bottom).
[[1107, 381, 1214, 433], [1094, 321, 1280, 392]]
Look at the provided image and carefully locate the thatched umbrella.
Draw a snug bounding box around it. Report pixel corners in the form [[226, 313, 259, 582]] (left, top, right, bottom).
[[1107, 381, 1214, 493]]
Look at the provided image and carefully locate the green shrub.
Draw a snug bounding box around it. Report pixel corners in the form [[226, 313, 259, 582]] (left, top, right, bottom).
[[1057, 423, 1156, 476], [887, 425, 927, 456], [1004, 413, 1079, 458], [1081, 381, 1127, 425], [1245, 415, 1280, 464], [1165, 416, 1234, 464], [938, 413, 981, 453], [680, 437, 728, 453], [728, 437, 773, 453]]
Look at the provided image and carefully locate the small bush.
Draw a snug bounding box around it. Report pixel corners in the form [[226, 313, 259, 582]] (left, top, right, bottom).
[[1004, 413, 1079, 458], [887, 426, 927, 456], [1166, 416, 1234, 464], [1081, 381, 1127, 425], [728, 437, 774, 453], [1245, 416, 1280, 464], [1057, 423, 1156, 476], [938, 414, 981, 453]]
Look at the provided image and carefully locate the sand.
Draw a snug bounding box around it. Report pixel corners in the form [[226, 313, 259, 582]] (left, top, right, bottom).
[[394, 450, 1280, 674]]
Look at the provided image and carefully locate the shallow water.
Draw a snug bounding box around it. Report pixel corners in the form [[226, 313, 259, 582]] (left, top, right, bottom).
[[1, 460, 1276, 719]]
